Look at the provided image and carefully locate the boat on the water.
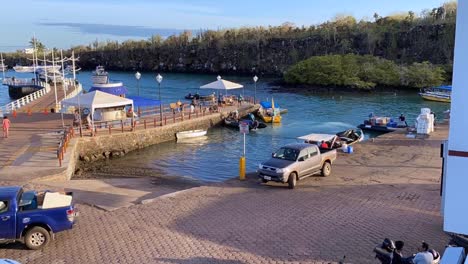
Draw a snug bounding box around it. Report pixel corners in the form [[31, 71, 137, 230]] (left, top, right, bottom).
[[176, 129, 207, 140], [298, 129, 364, 150], [224, 117, 267, 130], [357, 115, 407, 133], [13, 64, 60, 73], [257, 99, 282, 123], [92, 66, 109, 84], [336, 129, 364, 145], [2, 77, 44, 99], [419, 85, 451, 103]]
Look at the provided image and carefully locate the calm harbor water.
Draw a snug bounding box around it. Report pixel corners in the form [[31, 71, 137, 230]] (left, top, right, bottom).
[[1, 70, 449, 182]]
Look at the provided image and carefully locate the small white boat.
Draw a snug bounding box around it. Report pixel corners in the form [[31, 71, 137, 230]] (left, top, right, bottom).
[[176, 129, 207, 140]]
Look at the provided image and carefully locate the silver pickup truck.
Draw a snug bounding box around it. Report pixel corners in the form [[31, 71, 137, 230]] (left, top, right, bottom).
[[257, 143, 337, 189]]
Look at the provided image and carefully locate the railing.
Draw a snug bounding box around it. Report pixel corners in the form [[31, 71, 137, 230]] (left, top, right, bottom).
[[73, 97, 256, 138], [57, 126, 75, 167], [0, 82, 50, 114]]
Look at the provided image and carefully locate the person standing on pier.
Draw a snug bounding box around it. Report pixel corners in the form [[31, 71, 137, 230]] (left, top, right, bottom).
[[2, 116, 10, 138]]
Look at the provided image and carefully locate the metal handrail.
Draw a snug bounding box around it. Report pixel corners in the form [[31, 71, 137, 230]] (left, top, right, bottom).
[[0, 82, 51, 114]]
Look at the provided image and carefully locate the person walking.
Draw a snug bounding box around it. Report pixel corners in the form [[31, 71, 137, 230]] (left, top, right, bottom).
[[2, 116, 11, 138]]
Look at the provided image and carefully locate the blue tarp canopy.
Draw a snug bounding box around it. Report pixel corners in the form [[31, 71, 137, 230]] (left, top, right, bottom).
[[89, 85, 128, 95], [127, 96, 161, 108], [260, 101, 280, 109], [434, 85, 452, 91]]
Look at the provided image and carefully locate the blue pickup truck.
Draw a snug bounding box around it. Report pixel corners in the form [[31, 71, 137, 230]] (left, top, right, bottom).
[[0, 186, 76, 250]]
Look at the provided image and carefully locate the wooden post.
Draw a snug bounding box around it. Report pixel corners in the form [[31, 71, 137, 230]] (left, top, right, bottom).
[[121, 120, 124, 133], [154, 118, 156, 127], [109, 125, 112, 135], [173, 113, 175, 123], [144, 119, 147, 129], [164, 116, 167, 126]]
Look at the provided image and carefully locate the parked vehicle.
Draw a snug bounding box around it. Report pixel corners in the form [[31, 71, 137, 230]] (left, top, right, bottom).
[[257, 143, 337, 189], [0, 186, 77, 250]]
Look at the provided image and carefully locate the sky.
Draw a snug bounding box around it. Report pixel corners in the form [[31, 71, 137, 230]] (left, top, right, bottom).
[[0, 0, 449, 52]]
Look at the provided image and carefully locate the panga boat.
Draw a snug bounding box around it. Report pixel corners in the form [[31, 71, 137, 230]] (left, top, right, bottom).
[[176, 129, 207, 140], [419, 85, 451, 103], [357, 115, 407, 133], [257, 99, 282, 123], [224, 118, 267, 130], [298, 129, 364, 149]]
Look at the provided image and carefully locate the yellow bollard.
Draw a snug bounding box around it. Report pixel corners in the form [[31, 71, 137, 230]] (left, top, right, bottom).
[[239, 156, 246, 180]]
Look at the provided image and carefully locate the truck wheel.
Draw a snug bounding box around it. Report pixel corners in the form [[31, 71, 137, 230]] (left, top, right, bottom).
[[261, 179, 268, 183], [25, 226, 50, 250], [321, 162, 331, 177], [288, 172, 297, 189]]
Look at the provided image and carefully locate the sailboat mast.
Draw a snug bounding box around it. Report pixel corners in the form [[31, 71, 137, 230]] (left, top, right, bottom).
[[1, 53, 5, 80], [32, 37, 37, 80], [72, 50, 76, 82], [60, 49, 66, 97]]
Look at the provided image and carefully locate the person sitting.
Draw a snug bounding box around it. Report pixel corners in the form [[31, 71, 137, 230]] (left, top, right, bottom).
[[413, 242, 434, 264], [320, 140, 329, 149]]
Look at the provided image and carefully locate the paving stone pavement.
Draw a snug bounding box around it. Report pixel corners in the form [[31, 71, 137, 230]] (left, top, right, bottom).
[[0, 183, 448, 264]]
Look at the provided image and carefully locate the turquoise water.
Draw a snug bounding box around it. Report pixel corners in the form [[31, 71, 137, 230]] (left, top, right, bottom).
[[1, 71, 449, 182]]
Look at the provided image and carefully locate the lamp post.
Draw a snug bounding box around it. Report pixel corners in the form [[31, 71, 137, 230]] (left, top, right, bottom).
[[253, 75, 258, 104], [156, 73, 163, 124], [135, 71, 141, 96]]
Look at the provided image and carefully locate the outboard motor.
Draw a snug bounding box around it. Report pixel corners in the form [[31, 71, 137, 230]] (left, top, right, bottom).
[[374, 238, 395, 264]]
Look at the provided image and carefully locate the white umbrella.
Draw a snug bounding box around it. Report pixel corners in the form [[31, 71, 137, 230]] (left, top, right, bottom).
[[200, 75, 244, 90], [200, 76, 243, 104]]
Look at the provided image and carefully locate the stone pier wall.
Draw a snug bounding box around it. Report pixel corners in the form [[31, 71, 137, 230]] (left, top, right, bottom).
[[75, 105, 257, 167]]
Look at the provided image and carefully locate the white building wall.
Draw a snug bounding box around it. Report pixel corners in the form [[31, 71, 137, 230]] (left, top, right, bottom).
[[444, 0, 468, 234]]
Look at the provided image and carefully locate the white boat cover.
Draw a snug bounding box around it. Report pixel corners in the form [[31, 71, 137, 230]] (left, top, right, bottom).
[[297, 133, 337, 143]]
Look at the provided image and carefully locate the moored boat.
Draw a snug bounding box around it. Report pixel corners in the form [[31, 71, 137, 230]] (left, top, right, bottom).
[[357, 114, 407, 133], [257, 99, 282, 123], [176, 129, 207, 140], [92, 66, 109, 84], [419, 85, 451, 103]]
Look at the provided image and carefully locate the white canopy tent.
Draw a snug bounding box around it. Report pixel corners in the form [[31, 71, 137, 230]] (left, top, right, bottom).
[[61, 91, 133, 122]]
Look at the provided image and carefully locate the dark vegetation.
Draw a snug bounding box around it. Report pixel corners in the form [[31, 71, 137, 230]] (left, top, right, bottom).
[[3, 2, 456, 90]]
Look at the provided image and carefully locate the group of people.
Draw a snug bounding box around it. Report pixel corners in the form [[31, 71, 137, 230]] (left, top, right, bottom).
[[377, 240, 440, 264]]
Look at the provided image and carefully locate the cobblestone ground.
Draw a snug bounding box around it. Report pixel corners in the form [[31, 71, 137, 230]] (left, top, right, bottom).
[[0, 183, 448, 264]]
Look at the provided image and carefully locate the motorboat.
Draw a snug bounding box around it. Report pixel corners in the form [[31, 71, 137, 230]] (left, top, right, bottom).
[[92, 66, 109, 84], [419, 85, 451, 103], [257, 99, 282, 123], [37, 68, 64, 83], [298, 129, 364, 150], [13, 64, 61, 73], [224, 117, 267, 130], [357, 115, 407, 133], [176, 129, 207, 140], [336, 129, 364, 145]]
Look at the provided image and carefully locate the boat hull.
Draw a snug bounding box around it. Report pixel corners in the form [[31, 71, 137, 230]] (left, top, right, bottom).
[[176, 130, 207, 139], [420, 94, 451, 103], [357, 124, 406, 133], [257, 110, 281, 123], [7, 85, 43, 99]]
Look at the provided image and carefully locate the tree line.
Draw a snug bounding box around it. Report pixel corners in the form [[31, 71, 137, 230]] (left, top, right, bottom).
[[3, 2, 457, 82], [284, 54, 445, 89]]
